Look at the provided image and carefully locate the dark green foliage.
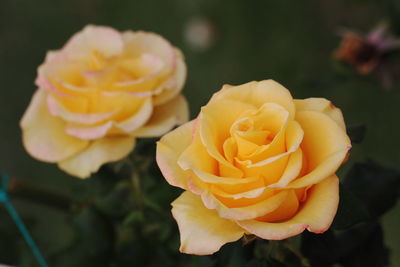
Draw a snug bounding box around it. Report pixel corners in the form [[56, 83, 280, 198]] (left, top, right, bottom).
[[302, 160, 400, 267], [346, 124, 367, 144], [343, 160, 400, 218], [302, 222, 389, 267]]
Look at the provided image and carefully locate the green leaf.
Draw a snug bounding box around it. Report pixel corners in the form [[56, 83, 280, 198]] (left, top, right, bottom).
[[344, 160, 400, 218], [346, 123, 367, 144], [122, 211, 144, 227], [301, 222, 390, 267], [332, 183, 371, 230], [51, 207, 114, 267]]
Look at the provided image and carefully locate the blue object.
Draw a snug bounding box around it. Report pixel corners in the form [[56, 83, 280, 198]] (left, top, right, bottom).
[[0, 173, 49, 267]]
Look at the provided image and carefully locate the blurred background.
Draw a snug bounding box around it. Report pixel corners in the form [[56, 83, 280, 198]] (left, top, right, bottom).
[[1, 0, 400, 266]]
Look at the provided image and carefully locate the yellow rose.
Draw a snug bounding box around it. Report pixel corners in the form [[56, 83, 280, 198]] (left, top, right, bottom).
[[20, 25, 188, 178], [157, 80, 351, 255]]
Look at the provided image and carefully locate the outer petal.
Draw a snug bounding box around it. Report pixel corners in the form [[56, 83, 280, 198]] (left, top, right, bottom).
[[134, 94, 189, 137], [294, 98, 346, 130], [287, 110, 351, 188], [172, 191, 245, 255], [153, 49, 187, 105], [122, 31, 175, 71], [20, 89, 88, 162], [156, 120, 195, 189], [58, 136, 135, 178], [64, 97, 153, 140], [237, 175, 339, 239], [213, 80, 295, 120], [63, 25, 124, 58]]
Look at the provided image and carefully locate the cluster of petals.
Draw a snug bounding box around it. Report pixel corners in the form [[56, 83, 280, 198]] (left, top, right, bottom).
[[157, 80, 351, 255], [20, 25, 188, 178]]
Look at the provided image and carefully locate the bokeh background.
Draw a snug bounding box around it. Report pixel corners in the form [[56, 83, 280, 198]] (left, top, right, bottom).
[[1, 0, 400, 266]]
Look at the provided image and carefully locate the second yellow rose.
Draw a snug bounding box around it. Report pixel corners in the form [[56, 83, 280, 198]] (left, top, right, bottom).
[[21, 25, 188, 178]]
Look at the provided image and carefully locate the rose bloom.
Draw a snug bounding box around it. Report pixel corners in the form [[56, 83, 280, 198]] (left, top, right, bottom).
[[20, 25, 188, 178], [157, 80, 351, 255]]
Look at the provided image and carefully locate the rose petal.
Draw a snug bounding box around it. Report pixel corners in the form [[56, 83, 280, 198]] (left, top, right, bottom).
[[200, 99, 256, 177], [47, 94, 118, 125], [201, 190, 289, 220], [285, 110, 351, 188], [122, 31, 175, 69], [133, 94, 189, 137], [237, 175, 339, 239], [156, 120, 195, 189], [20, 89, 88, 162], [65, 97, 153, 140], [178, 130, 219, 178], [213, 80, 295, 120], [172, 191, 245, 255], [247, 120, 303, 166], [215, 148, 303, 200], [255, 190, 299, 222], [63, 25, 124, 58], [294, 98, 346, 130], [58, 136, 135, 178], [153, 49, 187, 105], [110, 54, 166, 94], [287, 149, 348, 188]]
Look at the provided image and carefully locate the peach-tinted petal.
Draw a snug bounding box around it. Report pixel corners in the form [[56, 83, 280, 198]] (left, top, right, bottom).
[[58, 136, 135, 178], [255, 190, 299, 222], [178, 130, 219, 178], [114, 97, 153, 132], [214, 80, 295, 120], [122, 31, 175, 72], [200, 99, 256, 177], [219, 148, 303, 200], [133, 94, 189, 137], [156, 120, 195, 189], [294, 98, 346, 130], [20, 89, 89, 162], [287, 149, 348, 188], [63, 25, 124, 58], [248, 121, 303, 167], [64, 97, 153, 140], [154, 49, 187, 105], [110, 54, 165, 94], [237, 175, 339, 239], [232, 103, 290, 162], [190, 169, 258, 185], [47, 94, 118, 125], [171, 191, 245, 255], [287, 110, 350, 188], [201, 190, 289, 220]]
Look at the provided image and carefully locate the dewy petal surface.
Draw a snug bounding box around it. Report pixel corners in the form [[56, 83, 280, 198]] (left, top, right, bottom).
[[172, 191, 245, 255], [20, 89, 89, 162], [58, 136, 135, 178], [237, 175, 339, 239], [156, 120, 195, 189]]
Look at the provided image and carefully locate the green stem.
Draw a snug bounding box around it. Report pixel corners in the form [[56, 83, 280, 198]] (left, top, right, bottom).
[[1, 173, 49, 267]]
